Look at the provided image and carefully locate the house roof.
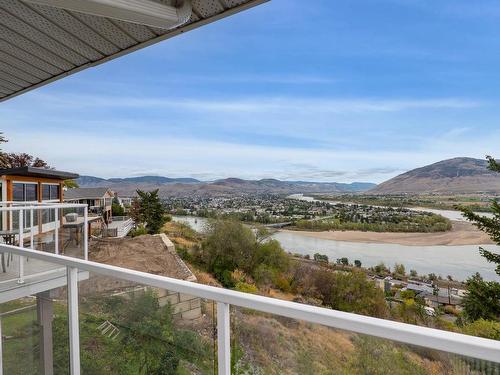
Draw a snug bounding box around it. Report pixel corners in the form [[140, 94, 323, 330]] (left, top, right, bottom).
[[405, 283, 434, 294], [64, 187, 112, 200], [0, 0, 268, 102], [423, 294, 462, 306], [0, 166, 79, 180]]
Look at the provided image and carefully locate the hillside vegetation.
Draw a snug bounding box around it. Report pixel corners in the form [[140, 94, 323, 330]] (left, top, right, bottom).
[[165, 220, 498, 375]]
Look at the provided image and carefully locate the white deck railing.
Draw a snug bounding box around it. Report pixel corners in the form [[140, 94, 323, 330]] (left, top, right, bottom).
[[0, 244, 499, 375], [0, 203, 89, 283]]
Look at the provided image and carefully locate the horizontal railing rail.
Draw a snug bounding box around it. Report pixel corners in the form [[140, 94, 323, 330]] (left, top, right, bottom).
[[1, 243, 499, 366], [0, 203, 88, 211], [110, 216, 132, 222]]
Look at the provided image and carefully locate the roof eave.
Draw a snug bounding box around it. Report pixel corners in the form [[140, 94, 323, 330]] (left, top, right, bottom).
[[0, 0, 269, 103], [0, 166, 79, 180]]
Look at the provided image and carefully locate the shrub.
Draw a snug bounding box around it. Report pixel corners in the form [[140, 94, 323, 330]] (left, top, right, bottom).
[[313, 253, 329, 263], [274, 275, 292, 293], [400, 290, 415, 300], [129, 225, 148, 238], [311, 269, 388, 318], [394, 263, 406, 276], [461, 319, 500, 340], [200, 220, 290, 289], [234, 282, 259, 294]]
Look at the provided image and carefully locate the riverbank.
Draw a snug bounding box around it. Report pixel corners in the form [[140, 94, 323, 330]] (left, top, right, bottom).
[[280, 221, 494, 246]]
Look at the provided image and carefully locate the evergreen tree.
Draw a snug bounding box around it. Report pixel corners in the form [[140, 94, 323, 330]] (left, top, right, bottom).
[[459, 156, 500, 322], [460, 156, 500, 276], [129, 189, 167, 234]]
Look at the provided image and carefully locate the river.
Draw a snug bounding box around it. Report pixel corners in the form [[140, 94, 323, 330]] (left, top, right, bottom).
[[172, 215, 500, 282]]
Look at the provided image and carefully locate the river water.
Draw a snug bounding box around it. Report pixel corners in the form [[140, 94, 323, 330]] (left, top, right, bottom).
[[172, 215, 500, 282]]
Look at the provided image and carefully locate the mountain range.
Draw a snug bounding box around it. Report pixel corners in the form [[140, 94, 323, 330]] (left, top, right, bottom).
[[369, 157, 500, 194], [76, 175, 376, 197], [76, 157, 499, 197]]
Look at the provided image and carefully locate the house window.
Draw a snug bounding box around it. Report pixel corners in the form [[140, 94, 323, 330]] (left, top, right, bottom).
[[42, 184, 51, 200], [41, 184, 60, 201], [13, 183, 25, 201], [11, 182, 38, 228], [12, 182, 38, 202], [50, 184, 60, 200], [25, 184, 38, 201]]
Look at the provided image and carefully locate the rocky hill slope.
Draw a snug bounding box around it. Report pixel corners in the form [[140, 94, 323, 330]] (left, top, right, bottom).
[[370, 157, 500, 194]]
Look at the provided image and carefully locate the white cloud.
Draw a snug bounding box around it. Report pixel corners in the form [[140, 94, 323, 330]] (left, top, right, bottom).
[[27, 93, 482, 114], [2, 125, 497, 183]]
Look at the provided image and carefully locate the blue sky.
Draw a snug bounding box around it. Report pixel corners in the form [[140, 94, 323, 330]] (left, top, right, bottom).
[[1, 0, 500, 183]]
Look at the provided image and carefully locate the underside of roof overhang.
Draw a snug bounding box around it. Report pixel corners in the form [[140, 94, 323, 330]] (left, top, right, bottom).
[[0, 0, 268, 102]]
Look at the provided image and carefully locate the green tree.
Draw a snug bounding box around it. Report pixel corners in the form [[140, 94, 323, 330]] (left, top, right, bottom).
[[0, 133, 8, 168], [461, 273, 500, 322], [458, 156, 500, 323], [374, 262, 389, 275], [63, 179, 79, 188], [313, 253, 328, 263], [112, 196, 125, 216], [252, 239, 289, 274], [316, 270, 387, 318], [129, 190, 167, 234], [0, 134, 51, 169], [354, 259, 362, 268], [394, 263, 406, 276], [104, 291, 179, 374], [460, 156, 500, 276], [201, 220, 256, 285]]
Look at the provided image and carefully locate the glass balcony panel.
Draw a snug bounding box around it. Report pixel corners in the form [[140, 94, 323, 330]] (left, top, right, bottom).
[[0, 297, 39, 374], [0, 205, 86, 287], [77, 271, 216, 374], [230, 305, 500, 375], [0, 266, 70, 375]]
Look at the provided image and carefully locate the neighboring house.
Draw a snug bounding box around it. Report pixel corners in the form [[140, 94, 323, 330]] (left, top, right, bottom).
[[0, 166, 79, 233], [64, 187, 114, 223], [404, 282, 434, 295], [117, 196, 134, 208], [0, 166, 77, 203], [422, 293, 463, 310]]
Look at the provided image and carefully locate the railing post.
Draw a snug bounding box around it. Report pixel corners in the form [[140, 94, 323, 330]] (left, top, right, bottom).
[[83, 207, 88, 260], [30, 209, 34, 250], [18, 209, 24, 284], [67, 266, 80, 375], [217, 302, 230, 375], [54, 208, 59, 255]]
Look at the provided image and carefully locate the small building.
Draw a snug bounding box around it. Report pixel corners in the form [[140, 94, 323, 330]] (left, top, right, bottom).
[[404, 282, 434, 295], [117, 196, 134, 208], [64, 187, 114, 223], [0, 166, 78, 203], [423, 294, 463, 310], [0, 166, 79, 234]]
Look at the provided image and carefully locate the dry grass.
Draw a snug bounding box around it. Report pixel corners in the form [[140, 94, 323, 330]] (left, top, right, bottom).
[[233, 310, 355, 375]]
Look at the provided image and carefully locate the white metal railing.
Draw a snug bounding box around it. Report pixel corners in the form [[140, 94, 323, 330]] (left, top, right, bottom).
[[0, 244, 499, 375], [0, 203, 89, 284]]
